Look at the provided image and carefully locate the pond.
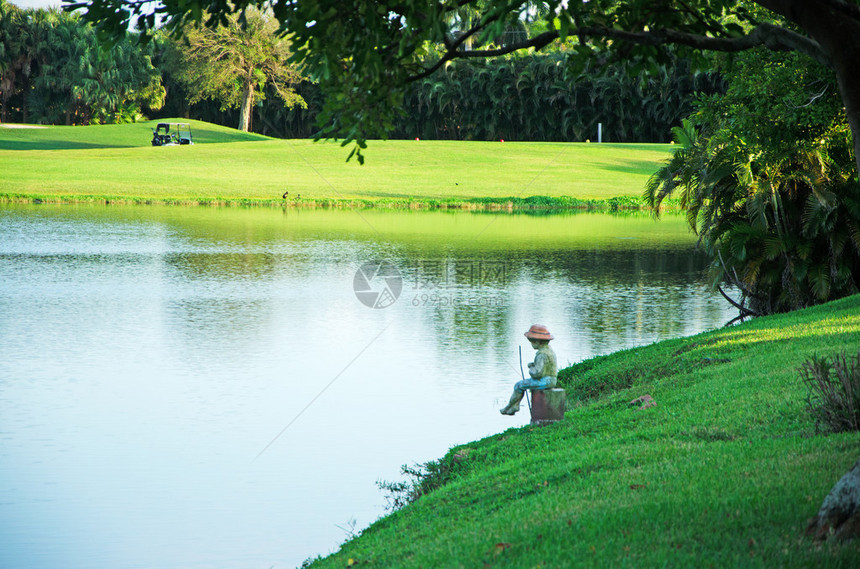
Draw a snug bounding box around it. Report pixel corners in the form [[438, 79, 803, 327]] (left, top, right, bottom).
[[0, 204, 736, 568]]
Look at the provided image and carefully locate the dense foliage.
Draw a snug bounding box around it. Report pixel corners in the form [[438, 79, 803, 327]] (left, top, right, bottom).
[[4, 1, 717, 143], [393, 52, 721, 142], [181, 51, 721, 143], [161, 7, 303, 132], [646, 48, 859, 315], [0, 0, 163, 125]]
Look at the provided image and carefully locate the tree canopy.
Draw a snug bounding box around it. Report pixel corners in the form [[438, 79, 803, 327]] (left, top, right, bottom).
[[163, 7, 303, 132], [68, 0, 860, 168], [646, 47, 857, 315]]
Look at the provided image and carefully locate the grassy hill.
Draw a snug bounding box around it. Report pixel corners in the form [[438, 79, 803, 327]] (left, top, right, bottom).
[[0, 120, 674, 207], [305, 295, 860, 568], [0, 119, 269, 150]]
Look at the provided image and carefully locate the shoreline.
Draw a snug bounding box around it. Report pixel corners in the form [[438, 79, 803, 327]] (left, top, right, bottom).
[[0, 193, 679, 212]]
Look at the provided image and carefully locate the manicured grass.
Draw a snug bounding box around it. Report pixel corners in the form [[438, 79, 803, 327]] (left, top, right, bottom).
[[305, 295, 860, 568], [0, 119, 268, 149], [0, 119, 675, 207]]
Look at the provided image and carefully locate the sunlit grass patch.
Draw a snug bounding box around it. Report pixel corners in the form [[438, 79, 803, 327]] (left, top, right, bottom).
[[1, 120, 674, 207]]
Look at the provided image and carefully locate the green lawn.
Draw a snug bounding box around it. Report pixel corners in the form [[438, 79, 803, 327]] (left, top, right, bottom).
[[0, 119, 674, 206], [306, 295, 860, 568]]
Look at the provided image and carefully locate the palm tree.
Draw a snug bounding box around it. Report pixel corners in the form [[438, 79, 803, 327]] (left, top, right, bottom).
[[3, 5, 164, 125], [646, 117, 859, 315]]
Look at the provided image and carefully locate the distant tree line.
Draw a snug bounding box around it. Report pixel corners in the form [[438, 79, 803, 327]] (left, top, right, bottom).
[[0, 1, 163, 125], [1, 1, 721, 143], [157, 52, 723, 143], [392, 53, 723, 143]]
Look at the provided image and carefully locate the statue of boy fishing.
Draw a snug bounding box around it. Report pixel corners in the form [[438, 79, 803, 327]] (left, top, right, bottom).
[[500, 324, 558, 416]]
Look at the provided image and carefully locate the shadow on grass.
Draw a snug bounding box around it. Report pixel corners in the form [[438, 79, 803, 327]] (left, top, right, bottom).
[[600, 158, 665, 175], [0, 140, 136, 151], [189, 127, 271, 144]]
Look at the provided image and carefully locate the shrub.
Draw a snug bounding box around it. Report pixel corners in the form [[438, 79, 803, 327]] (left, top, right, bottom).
[[376, 453, 465, 511], [800, 350, 860, 433]]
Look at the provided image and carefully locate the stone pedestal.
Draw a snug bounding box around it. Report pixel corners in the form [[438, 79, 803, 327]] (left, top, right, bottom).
[[530, 388, 566, 425]]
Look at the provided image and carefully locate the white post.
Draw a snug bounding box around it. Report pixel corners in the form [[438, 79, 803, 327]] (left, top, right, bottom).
[[598, 122, 603, 143]]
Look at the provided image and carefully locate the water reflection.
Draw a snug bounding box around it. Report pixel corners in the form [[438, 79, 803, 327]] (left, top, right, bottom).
[[0, 204, 735, 569]]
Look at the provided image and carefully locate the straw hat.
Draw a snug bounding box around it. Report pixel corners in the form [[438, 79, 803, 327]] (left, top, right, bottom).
[[524, 324, 554, 341]]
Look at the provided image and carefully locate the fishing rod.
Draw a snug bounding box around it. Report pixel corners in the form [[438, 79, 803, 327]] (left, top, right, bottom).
[[519, 345, 531, 412]]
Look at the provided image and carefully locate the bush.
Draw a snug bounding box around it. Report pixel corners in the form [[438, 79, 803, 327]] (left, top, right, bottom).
[[800, 350, 860, 433], [376, 453, 466, 511]]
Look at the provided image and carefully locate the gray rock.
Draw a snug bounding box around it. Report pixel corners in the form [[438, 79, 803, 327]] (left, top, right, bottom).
[[807, 458, 860, 542]]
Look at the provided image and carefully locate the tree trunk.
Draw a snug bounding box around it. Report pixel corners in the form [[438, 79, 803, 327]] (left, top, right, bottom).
[[814, 19, 860, 179], [758, 0, 860, 177], [831, 52, 860, 177], [238, 79, 253, 132], [0, 75, 9, 123], [21, 78, 28, 124]]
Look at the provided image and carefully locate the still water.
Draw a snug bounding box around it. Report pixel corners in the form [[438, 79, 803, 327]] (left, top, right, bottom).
[[0, 204, 736, 568]]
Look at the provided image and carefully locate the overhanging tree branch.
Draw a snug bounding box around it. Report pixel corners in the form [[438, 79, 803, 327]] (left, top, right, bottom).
[[450, 29, 559, 58], [407, 9, 507, 81], [412, 20, 831, 83], [588, 23, 830, 67]]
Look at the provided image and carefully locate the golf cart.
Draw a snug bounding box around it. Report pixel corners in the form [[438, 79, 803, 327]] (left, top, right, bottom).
[[151, 122, 193, 146]]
